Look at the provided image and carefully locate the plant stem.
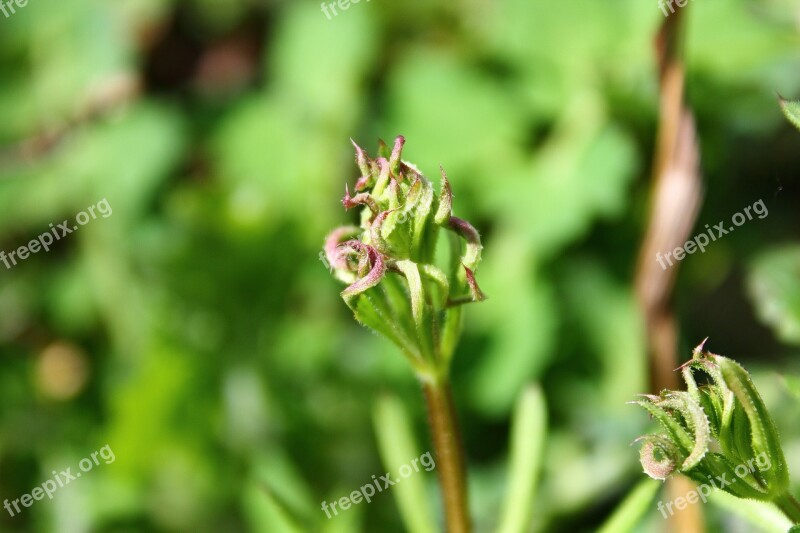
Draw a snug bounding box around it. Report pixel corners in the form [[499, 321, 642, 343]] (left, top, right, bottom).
[[775, 492, 800, 524], [423, 378, 470, 533]]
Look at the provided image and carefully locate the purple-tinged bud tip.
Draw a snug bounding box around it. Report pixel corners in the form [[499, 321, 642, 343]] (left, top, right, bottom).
[[389, 135, 406, 177], [434, 166, 453, 225], [464, 265, 486, 301], [351, 138, 371, 177], [370, 209, 398, 252], [338, 241, 386, 299], [355, 175, 372, 191], [342, 184, 379, 214]]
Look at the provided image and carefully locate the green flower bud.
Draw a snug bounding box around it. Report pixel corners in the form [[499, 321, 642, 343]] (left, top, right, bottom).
[[324, 137, 485, 380], [633, 340, 790, 502]]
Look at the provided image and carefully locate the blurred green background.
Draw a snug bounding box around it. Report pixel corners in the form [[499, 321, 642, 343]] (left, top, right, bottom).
[[1, 0, 800, 531]]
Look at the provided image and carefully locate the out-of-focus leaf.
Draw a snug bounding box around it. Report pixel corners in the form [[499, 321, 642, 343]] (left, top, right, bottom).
[[211, 2, 377, 238], [372, 395, 437, 533], [469, 0, 657, 109], [0, 102, 185, 228], [383, 48, 527, 195], [782, 375, 800, 401], [562, 261, 647, 412], [748, 246, 800, 345], [496, 384, 547, 533], [596, 478, 660, 533], [780, 98, 800, 131], [244, 481, 305, 533], [500, 103, 638, 257], [468, 241, 557, 416], [319, 500, 363, 533], [709, 489, 792, 533]]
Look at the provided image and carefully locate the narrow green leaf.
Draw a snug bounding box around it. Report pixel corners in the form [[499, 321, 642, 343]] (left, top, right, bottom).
[[439, 305, 463, 365], [394, 260, 435, 363], [697, 387, 722, 437], [372, 395, 437, 533], [380, 274, 417, 344], [657, 392, 709, 470], [690, 360, 735, 439], [496, 384, 547, 533], [245, 482, 305, 533], [718, 357, 789, 495], [636, 399, 694, 455], [696, 452, 768, 500], [596, 478, 661, 533], [419, 263, 450, 308], [410, 176, 434, 260]]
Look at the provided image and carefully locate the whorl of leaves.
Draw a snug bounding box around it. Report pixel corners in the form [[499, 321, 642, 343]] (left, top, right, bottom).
[[633, 341, 789, 501]]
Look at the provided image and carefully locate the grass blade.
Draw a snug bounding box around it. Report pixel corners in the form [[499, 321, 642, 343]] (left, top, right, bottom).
[[496, 384, 547, 533], [373, 394, 437, 533], [597, 478, 661, 533]]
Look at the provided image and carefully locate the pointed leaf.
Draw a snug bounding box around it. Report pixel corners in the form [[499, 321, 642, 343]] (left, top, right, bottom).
[[779, 97, 800, 132]]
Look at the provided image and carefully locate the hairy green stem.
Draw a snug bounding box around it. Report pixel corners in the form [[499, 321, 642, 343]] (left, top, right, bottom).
[[775, 492, 800, 524], [423, 379, 470, 533]]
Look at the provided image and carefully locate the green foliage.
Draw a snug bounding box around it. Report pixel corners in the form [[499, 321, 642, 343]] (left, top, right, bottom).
[[2, 0, 800, 531]]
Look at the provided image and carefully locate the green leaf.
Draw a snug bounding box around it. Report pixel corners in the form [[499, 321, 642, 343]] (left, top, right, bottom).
[[635, 398, 695, 456], [372, 395, 437, 533], [596, 478, 661, 533], [496, 384, 547, 533], [394, 260, 435, 364], [717, 357, 790, 496], [780, 97, 800, 132], [655, 392, 709, 471]]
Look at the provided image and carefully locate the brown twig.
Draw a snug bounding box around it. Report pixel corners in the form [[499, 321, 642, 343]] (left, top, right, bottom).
[[423, 380, 470, 533], [0, 72, 140, 171], [634, 6, 705, 533], [636, 6, 702, 399]]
